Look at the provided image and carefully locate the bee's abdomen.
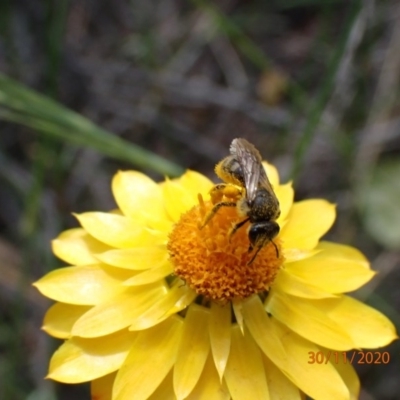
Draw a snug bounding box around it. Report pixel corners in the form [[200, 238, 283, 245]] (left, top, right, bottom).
[[249, 189, 279, 222]]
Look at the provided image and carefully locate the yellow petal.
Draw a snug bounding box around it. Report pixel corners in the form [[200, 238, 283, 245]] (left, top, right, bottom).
[[52, 228, 110, 265], [286, 241, 375, 293], [263, 162, 280, 186], [174, 304, 210, 400], [91, 372, 116, 400], [266, 292, 355, 350], [189, 354, 230, 400], [283, 248, 319, 263], [96, 246, 167, 270], [318, 241, 369, 267], [280, 200, 336, 250], [48, 330, 136, 383], [72, 283, 168, 337], [321, 295, 398, 348], [123, 262, 173, 286], [75, 212, 163, 249], [178, 170, 213, 199], [224, 325, 269, 400], [148, 371, 175, 400], [272, 319, 350, 400], [209, 302, 231, 381], [147, 370, 176, 400], [113, 317, 183, 400], [162, 178, 196, 221], [163, 281, 198, 317], [273, 269, 337, 299], [33, 265, 129, 305], [275, 182, 294, 226], [128, 283, 196, 331], [332, 349, 360, 400], [262, 355, 301, 400], [232, 300, 244, 333], [112, 171, 168, 226], [242, 296, 288, 371], [43, 302, 91, 338]]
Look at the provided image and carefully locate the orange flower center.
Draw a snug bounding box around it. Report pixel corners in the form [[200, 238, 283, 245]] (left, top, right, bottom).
[[167, 196, 283, 303]]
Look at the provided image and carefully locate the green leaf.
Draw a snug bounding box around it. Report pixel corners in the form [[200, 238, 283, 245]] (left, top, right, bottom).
[[0, 73, 184, 177], [359, 160, 400, 249]]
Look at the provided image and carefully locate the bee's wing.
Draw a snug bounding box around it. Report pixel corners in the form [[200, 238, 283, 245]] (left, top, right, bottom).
[[230, 138, 268, 202], [257, 166, 277, 198]]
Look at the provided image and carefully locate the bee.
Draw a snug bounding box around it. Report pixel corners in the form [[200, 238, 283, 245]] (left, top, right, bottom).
[[201, 138, 280, 264]]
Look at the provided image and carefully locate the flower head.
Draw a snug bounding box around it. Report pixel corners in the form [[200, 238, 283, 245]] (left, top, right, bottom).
[[34, 159, 397, 400]]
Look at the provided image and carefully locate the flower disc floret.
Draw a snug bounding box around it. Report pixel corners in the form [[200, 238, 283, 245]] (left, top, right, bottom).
[[168, 199, 283, 303]]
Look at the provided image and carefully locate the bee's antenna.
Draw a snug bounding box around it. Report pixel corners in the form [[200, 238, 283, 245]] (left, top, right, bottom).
[[247, 245, 262, 265], [247, 239, 279, 265], [229, 217, 250, 242], [271, 239, 279, 258]]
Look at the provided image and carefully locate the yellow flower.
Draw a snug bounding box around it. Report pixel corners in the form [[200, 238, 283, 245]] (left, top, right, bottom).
[[34, 163, 397, 400]]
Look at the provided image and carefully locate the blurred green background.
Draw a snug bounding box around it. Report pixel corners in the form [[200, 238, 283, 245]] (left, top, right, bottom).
[[1, 0, 399, 399]]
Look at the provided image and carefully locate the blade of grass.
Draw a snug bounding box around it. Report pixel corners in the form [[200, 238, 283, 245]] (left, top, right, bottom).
[[290, 0, 363, 179], [0, 73, 184, 177], [44, 0, 69, 96]]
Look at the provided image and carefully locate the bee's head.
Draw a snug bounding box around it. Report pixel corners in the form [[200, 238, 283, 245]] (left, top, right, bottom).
[[248, 220, 280, 248]]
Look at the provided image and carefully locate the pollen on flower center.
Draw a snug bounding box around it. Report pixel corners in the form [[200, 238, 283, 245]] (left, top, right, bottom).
[[167, 196, 283, 303]]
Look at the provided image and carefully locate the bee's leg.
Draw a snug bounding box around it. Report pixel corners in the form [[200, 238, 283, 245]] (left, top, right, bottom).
[[209, 183, 243, 204], [209, 183, 227, 204], [199, 201, 237, 229], [200, 183, 243, 229], [228, 218, 249, 242]]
